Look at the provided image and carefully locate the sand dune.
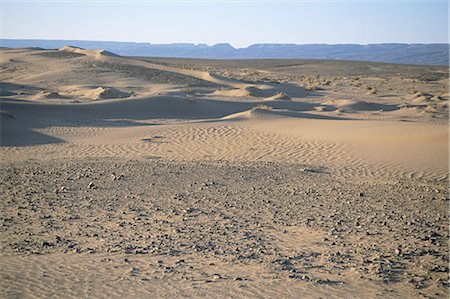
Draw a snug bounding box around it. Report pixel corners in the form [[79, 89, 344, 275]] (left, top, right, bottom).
[[59, 45, 118, 59], [322, 99, 396, 112], [209, 87, 252, 98], [60, 85, 133, 100], [31, 90, 65, 100], [263, 92, 292, 101], [85, 87, 132, 100], [0, 47, 447, 180], [1, 97, 447, 180], [220, 105, 279, 120], [0, 47, 448, 298]]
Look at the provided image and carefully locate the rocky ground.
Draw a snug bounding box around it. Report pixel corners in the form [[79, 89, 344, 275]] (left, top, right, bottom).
[[1, 158, 448, 298]]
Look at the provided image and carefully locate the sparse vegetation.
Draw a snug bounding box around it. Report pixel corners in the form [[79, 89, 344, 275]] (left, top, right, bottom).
[[251, 104, 273, 111], [306, 84, 321, 91]]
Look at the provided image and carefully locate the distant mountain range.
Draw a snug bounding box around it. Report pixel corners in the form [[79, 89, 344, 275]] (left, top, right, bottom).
[[1, 39, 448, 66]]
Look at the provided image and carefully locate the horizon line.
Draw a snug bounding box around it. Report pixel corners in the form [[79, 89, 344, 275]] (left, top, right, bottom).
[[1, 38, 449, 49]]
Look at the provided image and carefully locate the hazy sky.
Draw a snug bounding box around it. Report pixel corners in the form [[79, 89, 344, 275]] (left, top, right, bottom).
[[0, 0, 448, 48]]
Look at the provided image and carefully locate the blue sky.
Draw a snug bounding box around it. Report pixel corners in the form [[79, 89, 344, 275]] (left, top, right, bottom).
[[0, 0, 448, 47]]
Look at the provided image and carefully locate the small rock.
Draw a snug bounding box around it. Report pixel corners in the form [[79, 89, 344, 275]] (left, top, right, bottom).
[[42, 241, 54, 247], [301, 275, 311, 281], [111, 173, 122, 180], [431, 265, 448, 272]]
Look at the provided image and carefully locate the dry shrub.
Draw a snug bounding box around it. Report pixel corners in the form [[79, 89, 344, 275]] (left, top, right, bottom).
[[251, 104, 273, 112]]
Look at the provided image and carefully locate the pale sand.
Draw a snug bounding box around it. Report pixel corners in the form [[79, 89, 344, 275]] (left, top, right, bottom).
[[0, 47, 448, 298]]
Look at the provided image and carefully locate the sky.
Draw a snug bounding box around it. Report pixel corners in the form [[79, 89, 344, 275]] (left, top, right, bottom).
[[0, 0, 448, 48]]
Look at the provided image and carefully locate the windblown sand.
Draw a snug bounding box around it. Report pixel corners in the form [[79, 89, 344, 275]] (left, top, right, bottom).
[[0, 47, 448, 298]]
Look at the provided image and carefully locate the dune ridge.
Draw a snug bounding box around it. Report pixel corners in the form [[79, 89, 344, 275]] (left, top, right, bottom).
[[59, 45, 118, 59]]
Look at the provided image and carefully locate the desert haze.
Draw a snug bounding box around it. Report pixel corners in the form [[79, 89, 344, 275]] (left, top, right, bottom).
[[1, 40, 448, 65], [0, 46, 448, 298]]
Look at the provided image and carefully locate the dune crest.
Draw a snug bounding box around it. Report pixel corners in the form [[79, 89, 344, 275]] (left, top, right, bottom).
[[221, 105, 276, 120], [59, 45, 118, 59], [86, 87, 131, 100], [32, 91, 64, 100], [263, 92, 292, 101], [210, 87, 252, 98], [323, 99, 388, 112]]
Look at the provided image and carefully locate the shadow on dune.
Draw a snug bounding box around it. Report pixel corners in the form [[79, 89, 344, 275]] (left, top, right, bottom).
[[0, 94, 355, 146], [0, 109, 157, 146], [262, 100, 317, 111], [0, 82, 45, 97], [206, 109, 349, 123], [262, 110, 348, 120], [2, 97, 228, 119], [243, 82, 319, 99], [0, 115, 64, 146], [1, 95, 327, 120], [0, 96, 237, 146], [270, 82, 318, 98], [322, 101, 399, 112]]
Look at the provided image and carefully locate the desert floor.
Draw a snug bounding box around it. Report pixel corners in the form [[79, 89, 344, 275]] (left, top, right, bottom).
[[0, 47, 448, 298]]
